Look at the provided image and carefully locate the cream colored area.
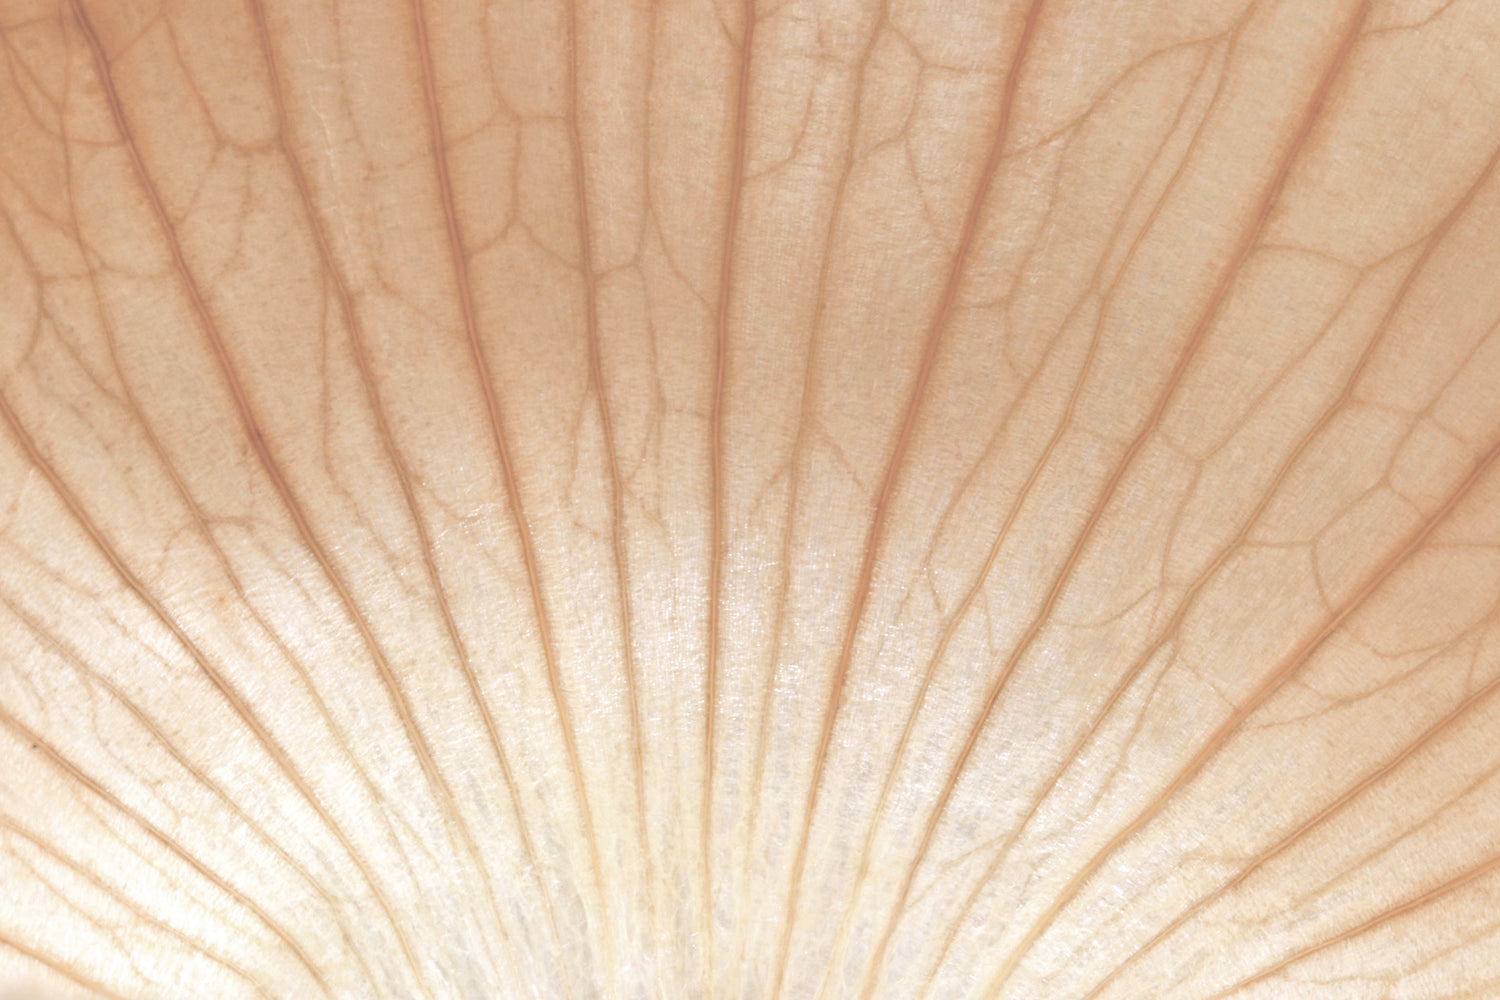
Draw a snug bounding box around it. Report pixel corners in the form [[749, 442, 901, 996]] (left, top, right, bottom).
[[1, 0, 1499, 997]]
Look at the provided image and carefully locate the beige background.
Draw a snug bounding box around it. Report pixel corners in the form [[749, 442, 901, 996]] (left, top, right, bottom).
[[2, 0, 1499, 997]]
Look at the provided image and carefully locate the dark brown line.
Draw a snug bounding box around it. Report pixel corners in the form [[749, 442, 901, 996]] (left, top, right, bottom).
[[1070, 139, 1500, 1000], [0, 578, 370, 995], [560, 1, 650, 993], [703, 6, 757, 991], [65, 6, 492, 965], [1206, 844, 1500, 1000], [404, 0, 608, 934], [0, 702, 332, 997], [796, 10, 952, 999], [767, 3, 1049, 998], [242, 0, 536, 986], [41, 59, 406, 991], [967, 7, 1377, 994], [980, 435, 1500, 999], [1075, 636, 1496, 1000], [833, 33, 1226, 1000], [733, 2, 895, 986], [0, 814, 276, 1000]]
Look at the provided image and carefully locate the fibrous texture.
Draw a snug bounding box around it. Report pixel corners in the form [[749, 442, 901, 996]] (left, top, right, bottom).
[[2, 0, 1500, 998]]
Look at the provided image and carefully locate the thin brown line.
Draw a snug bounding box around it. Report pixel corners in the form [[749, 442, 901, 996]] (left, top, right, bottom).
[[1071, 140, 1500, 1000], [64, 7, 492, 966], [1205, 843, 1500, 1000], [0, 814, 277, 1000], [703, 6, 757, 991], [833, 32, 1226, 1000], [38, 55, 408, 990], [0, 931, 137, 1000], [968, 6, 1376, 994], [0, 702, 333, 997], [405, 0, 614, 978], [734, 1, 893, 987], [0, 577, 375, 994], [767, 3, 1049, 998], [242, 0, 536, 986], [562, 0, 651, 991], [978, 431, 1500, 1000]]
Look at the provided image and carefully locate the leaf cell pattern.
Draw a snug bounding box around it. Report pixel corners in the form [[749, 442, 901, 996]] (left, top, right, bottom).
[[2, 0, 1500, 998]]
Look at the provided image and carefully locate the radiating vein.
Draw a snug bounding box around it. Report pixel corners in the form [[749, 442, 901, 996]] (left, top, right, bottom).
[[0, 382, 357, 996], [766, 2, 1048, 997], [930, 185, 1492, 1000], [704, 5, 756, 989], [0, 932, 135, 1000], [0, 575, 382, 994], [242, 0, 546, 986], [1204, 842, 1500, 1000], [0, 700, 331, 997], [0, 3, 1494, 999], [67, 4, 510, 992], [405, 0, 612, 971], [770, 3, 1345, 993], [32, 57, 432, 993], [734, 1, 888, 988], [1066, 140, 1500, 1000], [1076, 635, 1496, 1000], [946, 6, 1378, 994], [562, 0, 652, 991], [839, 32, 1237, 1000], [0, 814, 275, 1000], [797, 12, 944, 1000], [976, 431, 1500, 1000]]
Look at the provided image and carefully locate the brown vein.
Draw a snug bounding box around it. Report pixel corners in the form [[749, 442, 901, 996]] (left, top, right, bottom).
[[1067, 141, 1500, 1000], [791, 4, 1349, 994], [1204, 843, 1500, 1000], [0, 814, 275, 1000], [405, 0, 611, 964], [0, 576, 382, 993], [766, 3, 1048, 997], [0, 387, 355, 993], [955, 7, 1377, 994], [823, 33, 1226, 1000], [976, 433, 1500, 999], [564, 7, 655, 893], [561, 0, 650, 992], [793, 15, 941, 1000], [704, 5, 756, 989], [68, 3, 505, 992], [1293, 734, 1500, 916], [918, 132, 1496, 1000], [0, 700, 331, 997], [243, 0, 539, 985], [42, 87, 417, 991], [1075, 637, 1497, 1000], [733, 2, 892, 988], [0, 931, 135, 1000]]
